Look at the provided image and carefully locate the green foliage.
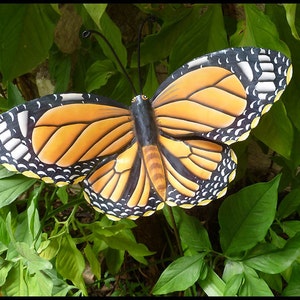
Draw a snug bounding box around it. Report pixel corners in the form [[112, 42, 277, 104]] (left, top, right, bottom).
[[0, 3, 300, 296]]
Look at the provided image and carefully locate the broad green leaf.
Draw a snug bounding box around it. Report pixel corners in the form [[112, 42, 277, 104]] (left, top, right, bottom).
[[169, 4, 228, 72], [282, 262, 300, 296], [223, 273, 243, 296], [0, 81, 24, 113], [244, 232, 300, 274], [230, 4, 290, 57], [104, 247, 124, 275], [143, 63, 159, 98], [283, 4, 300, 40], [39, 237, 60, 261], [282, 221, 300, 238], [43, 268, 76, 296], [85, 59, 116, 92], [131, 5, 206, 68], [13, 191, 41, 246], [0, 165, 15, 179], [14, 242, 52, 274], [277, 187, 300, 219], [1, 261, 27, 296], [152, 253, 205, 294], [56, 186, 69, 205], [0, 260, 13, 286], [83, 3, 107, 27], [7, 82, 25, 107], [48, 47, 71, 93], [239, 264, 273, 296], [223, 260, 273, 296], [0, 175, 36, 209], [101, 232, 154, 264], [164, 206, 212, 252], [198, 266, 226, 296], [98, 12, 127, 73], [56, 234, 86, 295], [253, 101, 293, 160], [0, 4, 59, 81], [84, 243, 101, 280], [219, 175, 280, 256], [266, 4, 300, 133], [24, 269, 53, 296], [135, 3, 192, 24]]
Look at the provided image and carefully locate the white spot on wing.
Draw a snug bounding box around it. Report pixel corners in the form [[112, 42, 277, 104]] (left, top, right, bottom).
[[11, 143, 28, 160], [17, 110, 28, 137], [61, 93, 84, 101], [237, 61, 253, 81], [187, 56, 208, 68]]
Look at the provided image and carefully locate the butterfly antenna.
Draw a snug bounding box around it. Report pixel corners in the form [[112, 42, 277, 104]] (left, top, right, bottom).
[[137, 15, 157, 94], [82, 29, 138, 95]]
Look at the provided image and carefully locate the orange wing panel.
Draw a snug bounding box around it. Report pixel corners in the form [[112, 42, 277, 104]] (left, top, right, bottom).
[[153, 67, 247, 136], [32, 104, 133, 167], [160, 135, 223, 182], [88, 143, 138, 203]]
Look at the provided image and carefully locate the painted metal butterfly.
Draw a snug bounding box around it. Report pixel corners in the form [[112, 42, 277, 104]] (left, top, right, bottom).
[[0, 47, 292, 220]]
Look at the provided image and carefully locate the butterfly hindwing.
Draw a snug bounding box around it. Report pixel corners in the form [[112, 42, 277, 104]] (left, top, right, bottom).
[[159, 136, 237, 208], [0, 93, 134, 185], [83, 141, 164, 220]]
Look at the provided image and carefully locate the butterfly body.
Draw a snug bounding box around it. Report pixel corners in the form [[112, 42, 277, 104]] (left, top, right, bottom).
[[0, 47, 292, 220]]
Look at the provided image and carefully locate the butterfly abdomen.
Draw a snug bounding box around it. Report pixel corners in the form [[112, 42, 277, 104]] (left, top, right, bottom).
[[142, 144, 167, 200], [131, 95, 167, 201]]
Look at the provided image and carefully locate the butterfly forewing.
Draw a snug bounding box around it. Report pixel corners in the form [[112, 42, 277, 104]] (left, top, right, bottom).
[[152, 47, 292, 144], [0, 93, 134, 185]]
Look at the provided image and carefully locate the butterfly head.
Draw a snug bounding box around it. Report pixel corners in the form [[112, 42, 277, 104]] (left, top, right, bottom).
[[132, 95, 148, 104]]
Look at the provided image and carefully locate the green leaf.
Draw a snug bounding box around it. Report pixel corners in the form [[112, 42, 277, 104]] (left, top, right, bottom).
[[14, 242, 52, 274], [104, 247, 124, 275], [84, 243, 101, 280], [253, 101, 294, 160], [24, 269, 53, 296], [277, 187, 300, 219], [164, 206, 212, 252], [169, 4, 228, 72], [0, 4, 58, 81], [152, 253, 205, 294], [85, 59, 116, 92], [56, 234, 87, 295], [0, 260, 13, 286], [93, 11, 127, 73], [48, 47, 71, 93], [282, 221, 300, 238], [244, 232, 300, 273], [239, 264, 273, 296], [282, 262, 300, 296], [283, 4, 300, 40], [132, 5, 205, 68], [223, 260, 273, 296], [219, 175, 280, 256], [143, 63, 159, 98], [83, 3, 107, 27], [0, 175, 36, 209], [230, 4, 290, 57], [101, 231, 154, 264], [198, 266, 226, 296], [1, 261, 28, 295], [7, 82, 25, 107], [0, 165, 15, 179]]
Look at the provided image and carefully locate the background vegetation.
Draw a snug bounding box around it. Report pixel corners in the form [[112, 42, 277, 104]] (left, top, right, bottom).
[[0, 3, 300, 296]]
